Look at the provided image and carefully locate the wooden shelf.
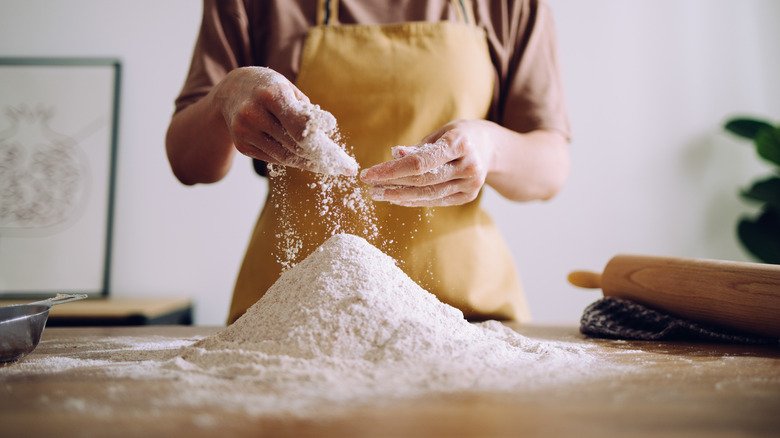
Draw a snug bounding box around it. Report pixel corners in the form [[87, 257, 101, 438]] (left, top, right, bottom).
[[0, 297, 193, 326]]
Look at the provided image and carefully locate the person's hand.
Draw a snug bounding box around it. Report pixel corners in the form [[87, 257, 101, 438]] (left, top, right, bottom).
[[359, 120, 494, 207], [214, 67, 357, 176]]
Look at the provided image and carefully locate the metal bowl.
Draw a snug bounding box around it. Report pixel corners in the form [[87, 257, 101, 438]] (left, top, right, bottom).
[[0, 304, 51, 363], [0, 294, 87, 364]]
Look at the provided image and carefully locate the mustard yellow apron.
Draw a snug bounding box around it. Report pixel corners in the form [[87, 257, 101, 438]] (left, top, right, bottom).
[[229, 0, 530, 323]]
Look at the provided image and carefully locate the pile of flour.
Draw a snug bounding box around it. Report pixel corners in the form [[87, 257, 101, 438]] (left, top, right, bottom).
[[3, 234, 635, 418], [167, 234, 606, 412]]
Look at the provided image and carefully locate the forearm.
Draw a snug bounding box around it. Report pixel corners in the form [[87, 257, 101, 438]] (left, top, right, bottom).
[[165, 91, 236, 185], [484, 123, 570, 202]]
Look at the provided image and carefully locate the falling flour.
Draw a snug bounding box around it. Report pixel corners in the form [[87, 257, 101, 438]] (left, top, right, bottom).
[[267, 99, 379, 269], [269, 166, 380, 270]]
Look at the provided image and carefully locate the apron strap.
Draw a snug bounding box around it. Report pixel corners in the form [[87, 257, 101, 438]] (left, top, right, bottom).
[[316, 0, 475, 26], [453, 0, 475, 25], [317, 0, 341, 26]]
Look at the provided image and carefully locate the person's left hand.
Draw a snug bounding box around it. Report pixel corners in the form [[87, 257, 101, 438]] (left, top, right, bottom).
[[359, 120, 494, 207]]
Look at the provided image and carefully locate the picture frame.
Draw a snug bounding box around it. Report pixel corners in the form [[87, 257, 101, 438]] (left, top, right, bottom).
[[0, 57, 121, 298]]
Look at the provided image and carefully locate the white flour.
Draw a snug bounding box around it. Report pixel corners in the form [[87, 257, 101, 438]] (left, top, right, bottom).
[[188, 234, 576, 369], [293, 100, 358, 176], [171, 235, 620, 413], [270, 167, 379, 271], [265, 100, 379, 270], [1, 235, 637, 419]]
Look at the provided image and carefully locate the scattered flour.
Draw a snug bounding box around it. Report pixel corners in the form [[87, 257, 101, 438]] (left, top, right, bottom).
[[270, 166, 380, 271], [1, 234, 637, 419], [267, 99, 380, 270]]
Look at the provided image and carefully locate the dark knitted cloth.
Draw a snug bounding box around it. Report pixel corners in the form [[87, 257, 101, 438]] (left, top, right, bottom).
[[580, 297, 778, 345]]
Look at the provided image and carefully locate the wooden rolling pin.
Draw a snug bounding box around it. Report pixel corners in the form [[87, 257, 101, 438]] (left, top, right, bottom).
[[568, 254, 780, 338]]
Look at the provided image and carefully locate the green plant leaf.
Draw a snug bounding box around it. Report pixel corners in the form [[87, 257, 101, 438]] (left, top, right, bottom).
[[755, 126, 780, 167], [725, 118, 774, 140], [737, 206, 780, 264], [741, 175, 780, 210]]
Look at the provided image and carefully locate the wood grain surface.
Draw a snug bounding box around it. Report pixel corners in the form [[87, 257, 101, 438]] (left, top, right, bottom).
[[1, 325, 778, 438]]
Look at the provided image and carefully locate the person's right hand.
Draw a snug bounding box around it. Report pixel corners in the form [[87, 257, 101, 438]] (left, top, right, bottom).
[[213, 66, 357, 176]]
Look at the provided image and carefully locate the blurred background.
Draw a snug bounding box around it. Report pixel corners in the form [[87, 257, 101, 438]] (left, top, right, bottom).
[[1, 0, 778, 325]]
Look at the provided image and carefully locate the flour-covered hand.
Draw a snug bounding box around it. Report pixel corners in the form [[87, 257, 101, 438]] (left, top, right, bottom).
[[359, 120, 494, 207], [215, 67, 357, 176]]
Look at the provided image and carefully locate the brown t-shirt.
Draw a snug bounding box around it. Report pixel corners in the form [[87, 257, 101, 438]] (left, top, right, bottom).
[[174, 0, 570, 138]]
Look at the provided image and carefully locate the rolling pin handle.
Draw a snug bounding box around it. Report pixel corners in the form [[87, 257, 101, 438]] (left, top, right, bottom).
[[567, 271, 603, 289]]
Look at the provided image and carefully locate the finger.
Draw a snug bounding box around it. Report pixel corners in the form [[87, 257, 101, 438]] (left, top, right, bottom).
[[252, 83, 313, 146], [238, 133, 344, 175], [370, 163, 457, 187], [391, 145, 415, 159], [230, 104, 310, 163], [361, 139, 455, 183], [263, 83, 338, 146], [263, 87, 357, 176], [390, 190, 476, 207], [291, 85, 311, 104], [242, 69, 320, 146], [368, 180, 463, 203], [234, 132, 314, 170], [419, 125, 449, 145]]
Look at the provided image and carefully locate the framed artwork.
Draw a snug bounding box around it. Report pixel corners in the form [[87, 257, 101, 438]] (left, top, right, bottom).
[[0, 58, 121, 298]]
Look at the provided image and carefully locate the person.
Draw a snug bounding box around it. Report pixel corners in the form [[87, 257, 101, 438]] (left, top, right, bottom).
[[166, 0, 571, 324]]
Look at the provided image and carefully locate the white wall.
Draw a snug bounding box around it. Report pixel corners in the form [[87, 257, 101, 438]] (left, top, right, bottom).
[[1, 1, 778, 325], [512, 0, 780, 322], [0, 1, 261, 325]]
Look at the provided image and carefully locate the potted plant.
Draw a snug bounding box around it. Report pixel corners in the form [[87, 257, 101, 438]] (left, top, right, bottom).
[[724, 117, 780, 264]]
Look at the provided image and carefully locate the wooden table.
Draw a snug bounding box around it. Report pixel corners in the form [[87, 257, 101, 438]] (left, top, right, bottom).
[[1, 325, 778, 438]]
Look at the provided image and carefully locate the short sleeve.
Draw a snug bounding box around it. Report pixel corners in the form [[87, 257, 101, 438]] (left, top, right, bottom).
[[479, 0, 571, 139], [174, 0, 254, 114]]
